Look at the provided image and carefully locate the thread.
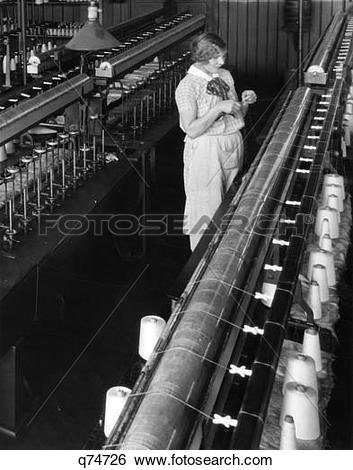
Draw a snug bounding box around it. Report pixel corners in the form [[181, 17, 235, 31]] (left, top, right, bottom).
[[281, 383, 320, 440], [138, 315, 166, 361], [315, 207, 339, 239], [311, 264, 329, 302], [280, 415, 297, 449], [307, 248, 336, 286], [282, 353, 318, 396], [302, 328, 322, 372], [306, 280, 322, 320], [104, 386, 131, 437]]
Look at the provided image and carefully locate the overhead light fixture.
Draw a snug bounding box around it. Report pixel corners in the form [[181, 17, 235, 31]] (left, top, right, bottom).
[[65, 1, 120, 51]]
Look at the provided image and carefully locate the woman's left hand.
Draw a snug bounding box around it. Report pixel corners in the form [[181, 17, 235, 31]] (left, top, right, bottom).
[[241, 90, 257, 105]]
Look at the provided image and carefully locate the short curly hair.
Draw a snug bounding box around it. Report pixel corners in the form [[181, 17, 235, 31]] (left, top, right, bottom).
[[190, 32, 227, 63]]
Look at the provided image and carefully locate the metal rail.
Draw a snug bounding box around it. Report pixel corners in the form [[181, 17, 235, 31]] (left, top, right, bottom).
[[0, 74, 93, 146], [305, 11, 346, 84], [96, 14, 206, 79]]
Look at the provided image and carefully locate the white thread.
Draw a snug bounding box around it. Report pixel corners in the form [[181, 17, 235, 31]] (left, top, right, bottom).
[[285, 200, 301, 205], [243, 325, 264, 336], [229, 364, 252, 378], [264, 264, 283, 272], [280, 218, 296, 224], [254, 292, 270, 301], [213, 414, 238, 428], [272, 238, 290, 246]]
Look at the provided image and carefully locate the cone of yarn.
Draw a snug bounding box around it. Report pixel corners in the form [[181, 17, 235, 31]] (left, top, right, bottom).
[[319, 233, 332, 252], [104, 386, 131, 437], [282, 353, 318, 395], [323, 174, 345, 200], [280, 415, 297, 449], [311, 264, 329, 302], [307, 248, 336, 286], [322, 184, 343, 212], [306, 280, 322, 320], [0, 145, 7, 162], [261, 282, 277, 307], [326, 194, 341, 221], [281, 383, 320, 440], [5, 140, 15, 154], [138, 315, 166, 361], [302, 327, 322, 372], [315, 207, 339, 239]]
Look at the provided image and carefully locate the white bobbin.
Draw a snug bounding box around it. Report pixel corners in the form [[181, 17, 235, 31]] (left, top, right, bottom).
[[311, 264, 329, 302]]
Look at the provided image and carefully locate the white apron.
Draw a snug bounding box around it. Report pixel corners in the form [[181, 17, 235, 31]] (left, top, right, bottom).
[[183, 131, 243, 250]]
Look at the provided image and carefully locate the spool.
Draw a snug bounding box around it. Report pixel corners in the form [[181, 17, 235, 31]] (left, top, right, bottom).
[[306, 280, 322, 320], [138, 315, 166, 361], [326, 194, 341, 221], [261, 282, 277, 307], [0, 145, 7, 162], [343, 118, 351, 146], [104, 386, 131, 437], [322, 184, 344, 212], [319, 233, 332, 252], [281, 383, 320, 440], [5, 141, 15, 154], [311, 263, 329, 302], [280, 415, 297, 450], [315, 207, 339, 239], [307, 248, 336, 286], [282, 353, 318, 395], [323, 174, 345, 200], [302, 327, 322, 372]]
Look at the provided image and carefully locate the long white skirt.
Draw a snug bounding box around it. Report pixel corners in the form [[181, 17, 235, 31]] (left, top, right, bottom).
[[183, 131, 243, 250]]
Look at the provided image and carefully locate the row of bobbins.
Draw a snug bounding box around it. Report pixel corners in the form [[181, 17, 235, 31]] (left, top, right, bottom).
[[280, 327, 323, 449], [280, 171, 345, 449], [306, 172, 345, 319]]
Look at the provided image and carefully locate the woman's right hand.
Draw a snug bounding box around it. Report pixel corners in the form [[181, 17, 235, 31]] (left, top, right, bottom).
[[215, 100, 242, 115]]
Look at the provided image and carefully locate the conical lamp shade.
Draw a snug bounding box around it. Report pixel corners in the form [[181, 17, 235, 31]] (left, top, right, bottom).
[[66, 21, 120, 51]]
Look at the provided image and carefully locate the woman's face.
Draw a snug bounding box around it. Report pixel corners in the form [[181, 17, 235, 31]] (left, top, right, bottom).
[[202, 52, 226, 74]]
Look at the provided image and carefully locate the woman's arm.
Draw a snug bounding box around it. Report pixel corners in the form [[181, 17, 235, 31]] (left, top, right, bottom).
[[180, 100, 241, 139]]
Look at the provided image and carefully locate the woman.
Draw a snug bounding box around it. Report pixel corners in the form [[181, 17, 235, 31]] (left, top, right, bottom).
[[175, 32, 257, 250]]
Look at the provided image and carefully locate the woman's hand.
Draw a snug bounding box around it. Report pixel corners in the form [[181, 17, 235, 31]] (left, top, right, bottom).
[[216, 100, 242, 115], [241, 90, 257, 105]]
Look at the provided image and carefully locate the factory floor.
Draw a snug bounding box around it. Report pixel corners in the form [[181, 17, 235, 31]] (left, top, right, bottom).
[[0, 80, 352, 450]]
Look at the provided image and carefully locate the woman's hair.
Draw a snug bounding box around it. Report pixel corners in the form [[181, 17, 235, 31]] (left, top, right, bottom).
[[190, 32, 226, 63]]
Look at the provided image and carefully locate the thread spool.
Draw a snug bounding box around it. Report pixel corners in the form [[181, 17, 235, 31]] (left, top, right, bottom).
[[346, 101, 353, 115], [261, 282, 277, 307], [322, 184, 344, 212], [0, 145, 7, 162], [138, 315, 166, 361], [326, 194, 341, 222], [5, 140, 15, 154], [104, 386, 131, 437], [323, 174, 345, 200], [281, 383, 320, 440], [311, 264, 329, 302], [343, 118, 351, 146], [282, 354, 318, 396], [306, 280, 322, 320], [315, 207, 339, 239], [280, 415, 297, 450], [307, 248, 336, 286], [302, 327, 322, 372], [319, 233, 332, 252]]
